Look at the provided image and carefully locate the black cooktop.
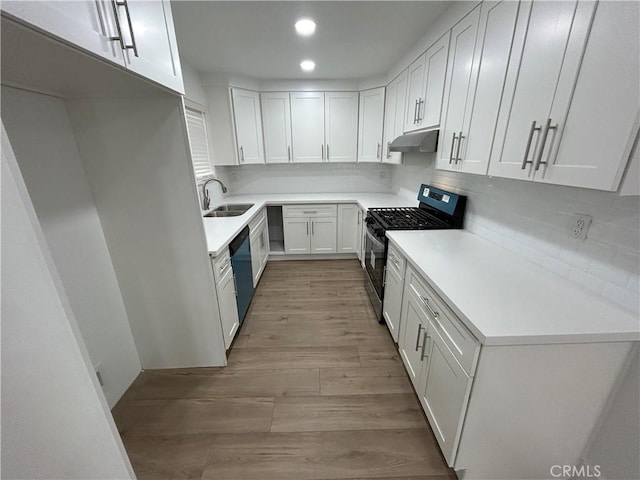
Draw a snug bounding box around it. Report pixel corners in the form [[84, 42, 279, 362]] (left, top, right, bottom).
[[369, 207, 448, 230]]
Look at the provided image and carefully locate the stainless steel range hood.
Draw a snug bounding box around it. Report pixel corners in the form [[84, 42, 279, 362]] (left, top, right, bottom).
[[389, 129, 439, 153]]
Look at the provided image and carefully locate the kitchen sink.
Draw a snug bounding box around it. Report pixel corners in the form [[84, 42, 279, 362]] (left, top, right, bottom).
[[203, 203, 254, 218]]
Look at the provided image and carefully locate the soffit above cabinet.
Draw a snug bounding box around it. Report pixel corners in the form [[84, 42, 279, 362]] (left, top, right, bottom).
[[172, 1, 449, 79]]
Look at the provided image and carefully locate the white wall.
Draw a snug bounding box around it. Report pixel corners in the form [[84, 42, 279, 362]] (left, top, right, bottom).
[[181, 61, 208, 108], [392, 153, 640, 314], [1, 124, 134, 480], [217, 162, 393, 196], [1, 87, 142, 408]]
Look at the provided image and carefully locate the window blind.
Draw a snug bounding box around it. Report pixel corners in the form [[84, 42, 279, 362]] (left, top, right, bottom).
[[185, 107, 213, 179]]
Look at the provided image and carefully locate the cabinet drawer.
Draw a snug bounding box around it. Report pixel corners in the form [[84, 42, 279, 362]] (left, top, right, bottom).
[[387, 242, 406, 277], [282, 204, 337, 218], [212, 249, 232, 284], [406, 267, 479, 375]]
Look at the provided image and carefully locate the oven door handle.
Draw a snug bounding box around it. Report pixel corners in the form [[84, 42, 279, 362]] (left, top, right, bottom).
[[365, 227, 385, 249]]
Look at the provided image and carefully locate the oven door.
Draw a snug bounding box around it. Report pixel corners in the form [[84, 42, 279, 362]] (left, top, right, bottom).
[[364, 225, 387, 317]]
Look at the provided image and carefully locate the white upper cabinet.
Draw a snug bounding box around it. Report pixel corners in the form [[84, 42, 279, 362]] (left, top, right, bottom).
[[291, 91, 325, 163], [231, 88, 265, 164], [120, 0, 184, 94], [383, 69, 408, 164], [486, 0, 639, 191], [2, 0, 184, 94], [325, 92, 359, 163], [357, 87, 386, 163], [404, 33, 450, 133], [1, 1, 125, 66], [438, 1, 519, 175], [261, 92, 293, 164]]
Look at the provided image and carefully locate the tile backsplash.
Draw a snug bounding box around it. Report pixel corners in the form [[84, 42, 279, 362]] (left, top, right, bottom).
[[393, 153, 640, 314], [217, 163, 394, 195]]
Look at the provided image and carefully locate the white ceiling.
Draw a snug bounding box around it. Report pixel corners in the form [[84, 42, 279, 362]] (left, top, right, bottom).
[[171, 1, 450, 80]]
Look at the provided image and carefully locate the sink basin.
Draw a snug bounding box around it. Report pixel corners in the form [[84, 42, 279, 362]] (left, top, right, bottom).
[[203, 204, 254, 218], [213, 203, 254, 213], [203, 211, 244, 218]]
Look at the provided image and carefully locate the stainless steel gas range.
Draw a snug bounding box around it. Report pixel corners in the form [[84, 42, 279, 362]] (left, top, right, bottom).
[[363, 184, 467, 321]]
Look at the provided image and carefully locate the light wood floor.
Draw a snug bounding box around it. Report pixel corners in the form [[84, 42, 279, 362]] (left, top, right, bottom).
[[112, 260, 456, 480]]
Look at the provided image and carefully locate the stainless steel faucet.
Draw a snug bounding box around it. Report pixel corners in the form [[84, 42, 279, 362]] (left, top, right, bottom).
[[202, 177, 228, 210]]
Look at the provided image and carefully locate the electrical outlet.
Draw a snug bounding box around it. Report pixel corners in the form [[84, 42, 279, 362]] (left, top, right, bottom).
[[570, 214, 592, 240]]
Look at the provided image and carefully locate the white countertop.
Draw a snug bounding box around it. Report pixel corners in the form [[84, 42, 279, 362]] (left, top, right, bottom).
[[202, 193, 415, 256], [387, 230, 639, 346]]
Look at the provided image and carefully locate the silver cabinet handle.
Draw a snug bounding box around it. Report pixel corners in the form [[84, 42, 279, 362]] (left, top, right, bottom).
[[534, 118, 557, 171], [449, 132, 458, 164], [321, 144, 324, 161], [382, 266, 387, 287], [239, 146, 245, 163], [357, 211, 361, 225], [386, 141, 391, 159], [302, 211, 317, 214], [287, 146, 291, 162], [326, 144, 330, 161], [455, 131, 464, 163], [420, 333, 430, 361], [419, 295, 439, 320], [110, 0, 138, 57], [417, 98, 424, 122], [232, 274, 237, 296], [413, 100, 419, 124], [311, 220, 315, 235], [415, 323, 424, 351], [521, 120, 541, 170], [376, 143, 381, 159], [306, 222, 309, 236]]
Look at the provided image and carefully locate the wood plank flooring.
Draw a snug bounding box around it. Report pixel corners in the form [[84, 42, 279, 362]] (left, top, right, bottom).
[[112, 260, 456, 480]]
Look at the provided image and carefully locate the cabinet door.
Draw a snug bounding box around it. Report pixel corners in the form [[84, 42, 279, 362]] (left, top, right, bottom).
[[382, 266, 403, 343], [1, 1, 125, 66], [358, 208, 366, 263], [231, 88, 265, 164], [458, 0, 521, 175], [404, 53, 426, 133], [488, 0, 596, 181], [310, 217, 337, 254], [261, 92, 292, 164], [417, 322, 472, 466], [260, 225, 270, 268], [325, 92, 358, 163], [283, 218, 310, 254], [250, 232, 262, 287], [337, 204, 359, 253], [385, 70, 408, 164], [538, 0, 639, 191], [357, 88, 385, 162], [217, 269, 239, 350], [437, 7, 481, 171], [120, 0, 184, 94], [398, 284, 429, 389], [418, 32, 450, 129], [291, 92, 325, 163]]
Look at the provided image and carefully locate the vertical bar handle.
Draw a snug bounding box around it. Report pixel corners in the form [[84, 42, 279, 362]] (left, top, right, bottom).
[[449, 132, 458, 164], [534, 118, 557, 171], [386, 141, 391, 159], [376, 143, 381, 159], [415, 323, 424, 351], [239, 146, 245, 163], [287, 146, 291, 162], [521, 120, 540, 169], [417, 98, 424, 122], [455, 131, 464, 163], [326, 144, 330, 161], [413, 100, 419, 124], [420, 333, 430, 361], [108, 0, 126, 49]]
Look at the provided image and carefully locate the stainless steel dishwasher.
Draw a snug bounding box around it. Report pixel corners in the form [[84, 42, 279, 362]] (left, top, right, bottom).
[[229, 226, 254, 324]]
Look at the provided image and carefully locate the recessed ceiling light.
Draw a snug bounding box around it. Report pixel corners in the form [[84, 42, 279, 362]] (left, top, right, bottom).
[[295, 18, 316, 36], [300, 60, 316, 72]]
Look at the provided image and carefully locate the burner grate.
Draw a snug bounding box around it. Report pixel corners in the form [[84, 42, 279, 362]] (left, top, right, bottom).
[[369, 207, 447, 230]]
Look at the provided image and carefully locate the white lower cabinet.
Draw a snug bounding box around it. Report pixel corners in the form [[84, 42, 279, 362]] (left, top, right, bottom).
[[417, 320, 474, 466], [382, 265, 403, 343], [212, 252, 239, 350], [249, 209, 269, 286], [283, 204, 337, 255], [337, 204, 361, 254], [397, 261, 479, 467]]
